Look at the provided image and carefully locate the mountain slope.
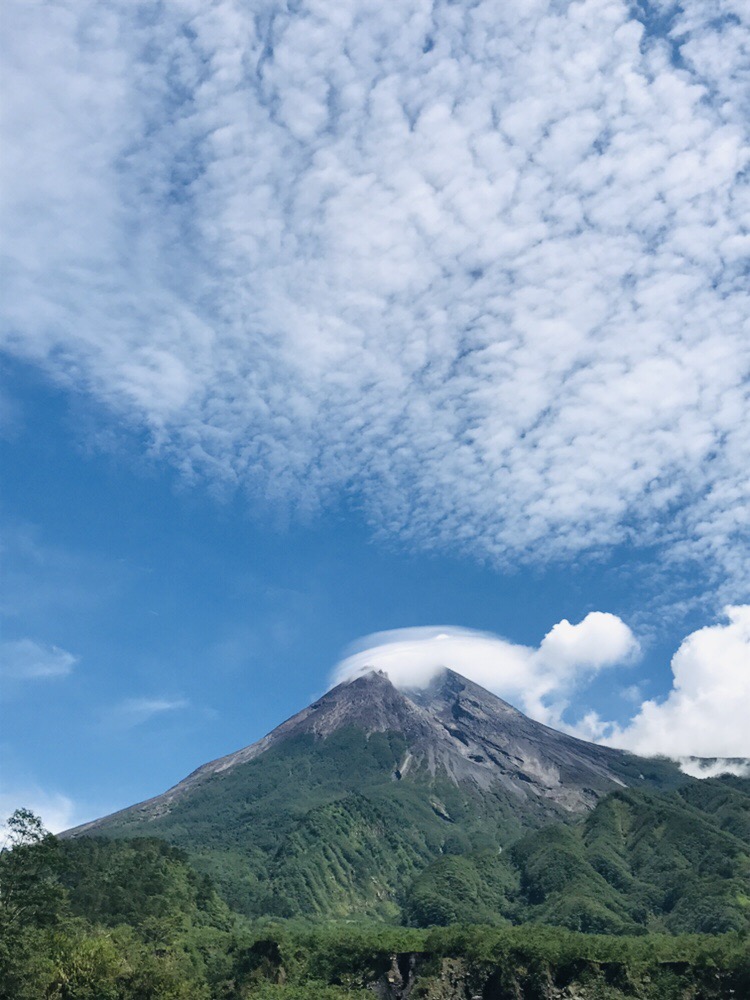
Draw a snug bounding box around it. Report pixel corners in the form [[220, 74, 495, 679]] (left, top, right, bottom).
[[73, 668, 685, 832], [66, 669, 693, 919]]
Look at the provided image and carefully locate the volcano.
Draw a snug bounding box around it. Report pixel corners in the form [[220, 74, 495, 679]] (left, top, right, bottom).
[[67, 669, 691, 919]]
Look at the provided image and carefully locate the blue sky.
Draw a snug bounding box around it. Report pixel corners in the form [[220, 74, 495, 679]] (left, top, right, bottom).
[[2, 0, 750, 830]]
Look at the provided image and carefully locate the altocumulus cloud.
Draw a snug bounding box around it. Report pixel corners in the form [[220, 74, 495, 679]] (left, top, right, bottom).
[[331, 613, 639, 725], [2, 0, 750, 589]]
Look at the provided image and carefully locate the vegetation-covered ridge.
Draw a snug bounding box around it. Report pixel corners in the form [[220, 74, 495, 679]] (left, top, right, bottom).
[[409, 777, 750, 934], [1, 810, 748, 999]]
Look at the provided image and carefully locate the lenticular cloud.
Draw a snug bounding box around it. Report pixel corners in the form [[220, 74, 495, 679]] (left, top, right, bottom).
[[2, 0, 750, 590], [332, 615, 639, 726]]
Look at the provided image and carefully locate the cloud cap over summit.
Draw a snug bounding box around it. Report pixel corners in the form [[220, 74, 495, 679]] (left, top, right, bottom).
[[332, 617, 639, 725]]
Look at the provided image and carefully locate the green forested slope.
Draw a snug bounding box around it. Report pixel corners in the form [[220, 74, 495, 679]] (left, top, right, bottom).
[[61, 767, 750, 935], [90, 727, 543, 917], [407, 779, 750, 934], [58, 836, 234, 934]]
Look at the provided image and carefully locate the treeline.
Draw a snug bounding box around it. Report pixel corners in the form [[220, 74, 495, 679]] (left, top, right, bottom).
[[1, 810, 749, 999]]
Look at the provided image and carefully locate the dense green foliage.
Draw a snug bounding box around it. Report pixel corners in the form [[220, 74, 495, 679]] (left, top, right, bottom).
[[406, 779, 750, 934], [58, 837, 235, 936], [404, 849, 517, 927], [329, 779, 750, 934], [510, 781, 750, 935], [1, 821, 242, 999], [2, 811, 750, 998], [0, 808, 64, 933]]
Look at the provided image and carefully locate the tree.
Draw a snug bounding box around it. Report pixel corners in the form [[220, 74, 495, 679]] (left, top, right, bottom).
[[0, 807, 63, 931]]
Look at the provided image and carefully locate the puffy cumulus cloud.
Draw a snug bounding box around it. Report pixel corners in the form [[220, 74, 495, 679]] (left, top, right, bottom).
[[587, 606, 750, 758], [331, 613, 638, 724], [536, 613, 639, 672], [0, 638, 77, 680], [3, 1, 750, 589]]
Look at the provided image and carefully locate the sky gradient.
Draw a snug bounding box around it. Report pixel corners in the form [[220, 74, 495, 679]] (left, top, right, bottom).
[[2, 0, 750, 831]]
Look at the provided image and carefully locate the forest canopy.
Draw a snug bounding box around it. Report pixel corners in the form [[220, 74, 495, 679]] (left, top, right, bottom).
[[1, 808, 748, 999]]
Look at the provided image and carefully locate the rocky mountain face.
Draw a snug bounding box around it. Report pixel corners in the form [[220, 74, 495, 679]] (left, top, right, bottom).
[[65, 669, 695, 922]]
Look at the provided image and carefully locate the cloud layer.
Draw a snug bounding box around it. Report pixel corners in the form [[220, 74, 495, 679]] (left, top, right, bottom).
[[332, 613, 639, 724], [2, 1, 750, 590]]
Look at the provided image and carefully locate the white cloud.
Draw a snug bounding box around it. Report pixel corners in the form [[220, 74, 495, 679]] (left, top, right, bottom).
[[584, 605, 750, 758], [0, 638, 77, 680], [108, 696, 189, 729], [0, 786, 77, 836], [536, 613, 639, 672], [332, 613, 639, 724], [2, 0, 750, 592], [678, 758, 750, 780]]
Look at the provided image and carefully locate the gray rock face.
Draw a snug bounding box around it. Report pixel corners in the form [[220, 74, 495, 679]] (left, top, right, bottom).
[[402, 669, 633, 809], [69, 668, 666, 837]]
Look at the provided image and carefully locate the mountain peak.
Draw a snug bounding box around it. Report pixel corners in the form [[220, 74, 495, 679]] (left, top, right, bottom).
[[403, 666, 522, 716], [339, 667, 394, 692], [61, 665, 708, 929]]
